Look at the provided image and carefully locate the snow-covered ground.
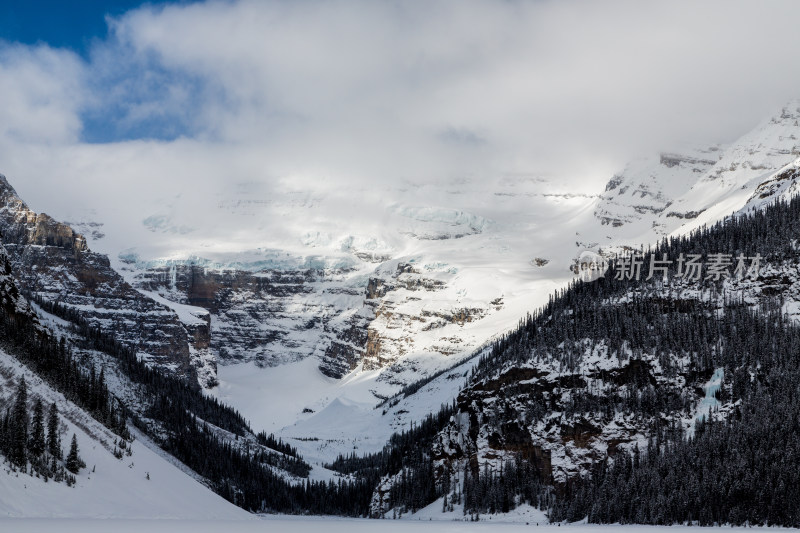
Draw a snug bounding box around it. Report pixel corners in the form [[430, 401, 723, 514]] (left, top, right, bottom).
[[0, 517, 785, 532], [0, 349, 250, 520]]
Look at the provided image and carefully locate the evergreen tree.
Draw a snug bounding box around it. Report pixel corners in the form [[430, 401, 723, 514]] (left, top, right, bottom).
[[29, 398, 45, 457], [65, 433, 84, 474], [47, 402, 61, 459], [10, 377, 28, 467]]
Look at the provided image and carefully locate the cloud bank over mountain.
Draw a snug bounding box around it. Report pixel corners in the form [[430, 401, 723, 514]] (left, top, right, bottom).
[[1, 0, 800, 242]]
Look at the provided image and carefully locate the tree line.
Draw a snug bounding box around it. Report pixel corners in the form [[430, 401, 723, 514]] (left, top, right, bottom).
[[0, 376, 84, 486]]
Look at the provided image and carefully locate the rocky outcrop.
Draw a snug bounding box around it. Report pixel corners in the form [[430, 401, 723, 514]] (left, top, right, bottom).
[[319, 309, 372, 378], [131, 262, 369, 374], [746, 159, 800, 204], [594, 147, 720, 231], [432, 354, 668, 487], [0, 175, 199, 381], [659, 152, 717, 169], [0, 175, 87, 253], [361, 262, 491, 372]]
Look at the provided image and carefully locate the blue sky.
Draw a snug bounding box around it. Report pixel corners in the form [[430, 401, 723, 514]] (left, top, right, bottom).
[[1, 0, 797, 151], [0, 1, 201, 142], [0, 1, 147, 54]]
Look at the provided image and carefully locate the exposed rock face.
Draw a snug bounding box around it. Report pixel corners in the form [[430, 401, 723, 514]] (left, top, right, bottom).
[[128, 253, 500, 381], [131, 262, 370, 376], [0, 241, 36, 324], [0, 175, 200, 382], [135, 264, 315, 314], [0, 176, 88, 253], [429, 354, 670, 488], [359, 262, 490, 373], [320, 309, 372, 378], [659, 152, 717, 169], [746, 159, 800, 204], [594, 147, 720, 231]]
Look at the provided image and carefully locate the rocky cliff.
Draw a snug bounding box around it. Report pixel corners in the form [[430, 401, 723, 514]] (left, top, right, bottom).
[[0, 175, 206, 383], [125, 252, 501, 382], [130, 261, 369, 377]]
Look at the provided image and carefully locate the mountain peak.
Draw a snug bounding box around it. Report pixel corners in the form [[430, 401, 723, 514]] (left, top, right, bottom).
[[0, 173, 15, 194], [0, 172, 88, 253]]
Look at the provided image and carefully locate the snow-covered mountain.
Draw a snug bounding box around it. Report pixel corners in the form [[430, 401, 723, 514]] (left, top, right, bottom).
[[594, 146, 722, 235], [664, 100, 800, 233], [105, 179, 599, 391], [360, 176, 800, 521], [594, 100, 800, 242], [4, 100, 800, 522], [0, 240, 253, 519], [0, 175, 209, 381], [9, 100, 797, 462], [0, 347, 251, 520]]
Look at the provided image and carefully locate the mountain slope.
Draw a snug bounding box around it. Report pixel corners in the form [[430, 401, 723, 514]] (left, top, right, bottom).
[[0, 238, 252, 519], [0, 175, 208, 382], [0, 347, 252, 520], [594, 146, 721, 235], [360, 193, 800, 526], [592, 101, 800, 247], [657, 101, 800, 237]]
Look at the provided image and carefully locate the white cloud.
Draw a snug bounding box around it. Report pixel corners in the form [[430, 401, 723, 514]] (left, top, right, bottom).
[[104, 0, 800, 172], [0, 44, 84, 144], [1, 0, 800, 256]]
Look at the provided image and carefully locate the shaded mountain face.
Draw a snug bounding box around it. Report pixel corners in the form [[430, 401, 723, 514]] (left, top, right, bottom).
[[363, 193, 800, 524], [0, 240, 36, 326], [0, 175, 205, 383]]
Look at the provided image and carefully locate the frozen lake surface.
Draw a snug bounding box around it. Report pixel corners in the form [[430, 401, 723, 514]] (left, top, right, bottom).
[[0, 517, 786, 533]]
